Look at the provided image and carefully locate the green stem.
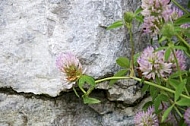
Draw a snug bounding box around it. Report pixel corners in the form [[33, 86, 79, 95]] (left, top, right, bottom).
[[129, 24, 135, 77], [132, 77, 190, 100], [171, 0, 189, 14], [171, 48, 182, 82], [169, 99, 183, 118], [174, 106, 183, 118], [171, 46, 189, 96], [86, 86, 95, 96], [79, 86, 86, 94], [95, 76, 131, 84], [176, 34, 190, 49], [94, 76, 190, 100], [85, 77, 131, 96], [185, 87, 190, 96]]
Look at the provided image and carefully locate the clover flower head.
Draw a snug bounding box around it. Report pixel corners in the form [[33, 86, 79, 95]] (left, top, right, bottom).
[[137, 46, 172, 79], [142, 16, 161, 35], [56, 52, 83, 84], [184, 107, 190, 125], [141, 0, 172, 36], [169, 50, 186, 71], [181, 23, 190, 29], [134, 107, 159, 126], [169, 7, 183, 21]]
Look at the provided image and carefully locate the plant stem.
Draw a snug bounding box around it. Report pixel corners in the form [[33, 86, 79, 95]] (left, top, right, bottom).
[[85, 76, 131, 96], [174, 106, 183, 118], [94, 76, 190, 100], [79, 86, 86, 94], [171, 0, 189, 14], [171, 49, 182, 82], [95, 76, 131, 83], [171, 47, 189, 96], [130, 25, 135, 77], [86, 86, 95, 96], [132, 77, 190, 100], [176, 34, 190, 49]]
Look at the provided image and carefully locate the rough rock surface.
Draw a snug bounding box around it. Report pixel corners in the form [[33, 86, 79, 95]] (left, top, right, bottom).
[[0, 90, 137, 126], [0, 0, 142, 97], [0, 0, 188, 125]]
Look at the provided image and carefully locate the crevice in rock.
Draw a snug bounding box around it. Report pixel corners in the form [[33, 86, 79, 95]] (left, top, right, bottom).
[[0, 84, 149, 108], [0, 87, 57, 100]]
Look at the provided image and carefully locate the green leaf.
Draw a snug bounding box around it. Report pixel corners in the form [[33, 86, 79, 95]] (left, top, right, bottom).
[[183, 28, 190, 38], [174, 16, 190, 25], [150, 85, 158, 99], [164, 48, 171, 61], [116, 57, 130, 68], [175, 79, 186, 102], [142, 101, 153, 110], [161, 104, 174, 122], [134, 7, 143, 15], [78, 75, 87, 93], [78, 75, 95, 94], [133, 53, 140, 66], [109, 69, 128, 86], [106, 20, 123, 30], [141, 84, 149, 94], [154, 94, 168, 112], [82, 95, 101, 104], [84, 75, 95, 87], [168, 78, 180, 89], [176, 98, 190, 106], [169, 70, 187, 79], [159, 36, 167, 43], [188, 0, 190, 8], [135, 15, 143, 23], [173, 46, 187, 51], [154, 46, 167, 52]]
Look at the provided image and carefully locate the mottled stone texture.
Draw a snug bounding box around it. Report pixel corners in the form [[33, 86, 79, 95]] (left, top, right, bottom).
[[0, 0, 142, 97], [0, 0, 142, 125], [0, 91, 136, 126], [0, 0, 188, 125]]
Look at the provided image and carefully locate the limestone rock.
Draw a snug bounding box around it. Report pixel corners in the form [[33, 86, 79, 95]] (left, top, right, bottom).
[[0, 0, 141, 98], [0, 92, 135, 126]]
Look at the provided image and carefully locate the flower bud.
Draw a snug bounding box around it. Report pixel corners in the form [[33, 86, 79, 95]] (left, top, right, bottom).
[[124, 11, 134, 24], [161, 23, 175, 38], [56, 52, 83, 83]]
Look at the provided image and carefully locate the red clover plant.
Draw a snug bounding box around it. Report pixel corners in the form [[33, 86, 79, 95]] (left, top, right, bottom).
[[56, 0, 190, 125]]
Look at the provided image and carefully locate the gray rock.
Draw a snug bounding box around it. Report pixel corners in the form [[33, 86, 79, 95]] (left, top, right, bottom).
[[0, 0, 142, 98], [0, 91, 136, 126]]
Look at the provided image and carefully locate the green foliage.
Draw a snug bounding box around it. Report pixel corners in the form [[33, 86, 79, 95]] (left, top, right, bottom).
[[109, 69, 128, 86], [154, 94, 169, 112], [79, 75, 95, 88], [116, 57, 130, 68], [68, 0, 190, 125], [78, 75, 101, 104], [174, 14, 190, 25], [82, 95, 100, 104], [142, 101, 153, 110], [177, 98, 190, 106], [164, 47, 171, 61], [174, 79, 186, 102], [106, 20, 123, 30], [141, 83, 149, 94], [133, 53, 140, 66], [161, 104, 174, 122], [150, 85, 159, 100], [124, 12, 135, 24], [161, 23, 175, 38]]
